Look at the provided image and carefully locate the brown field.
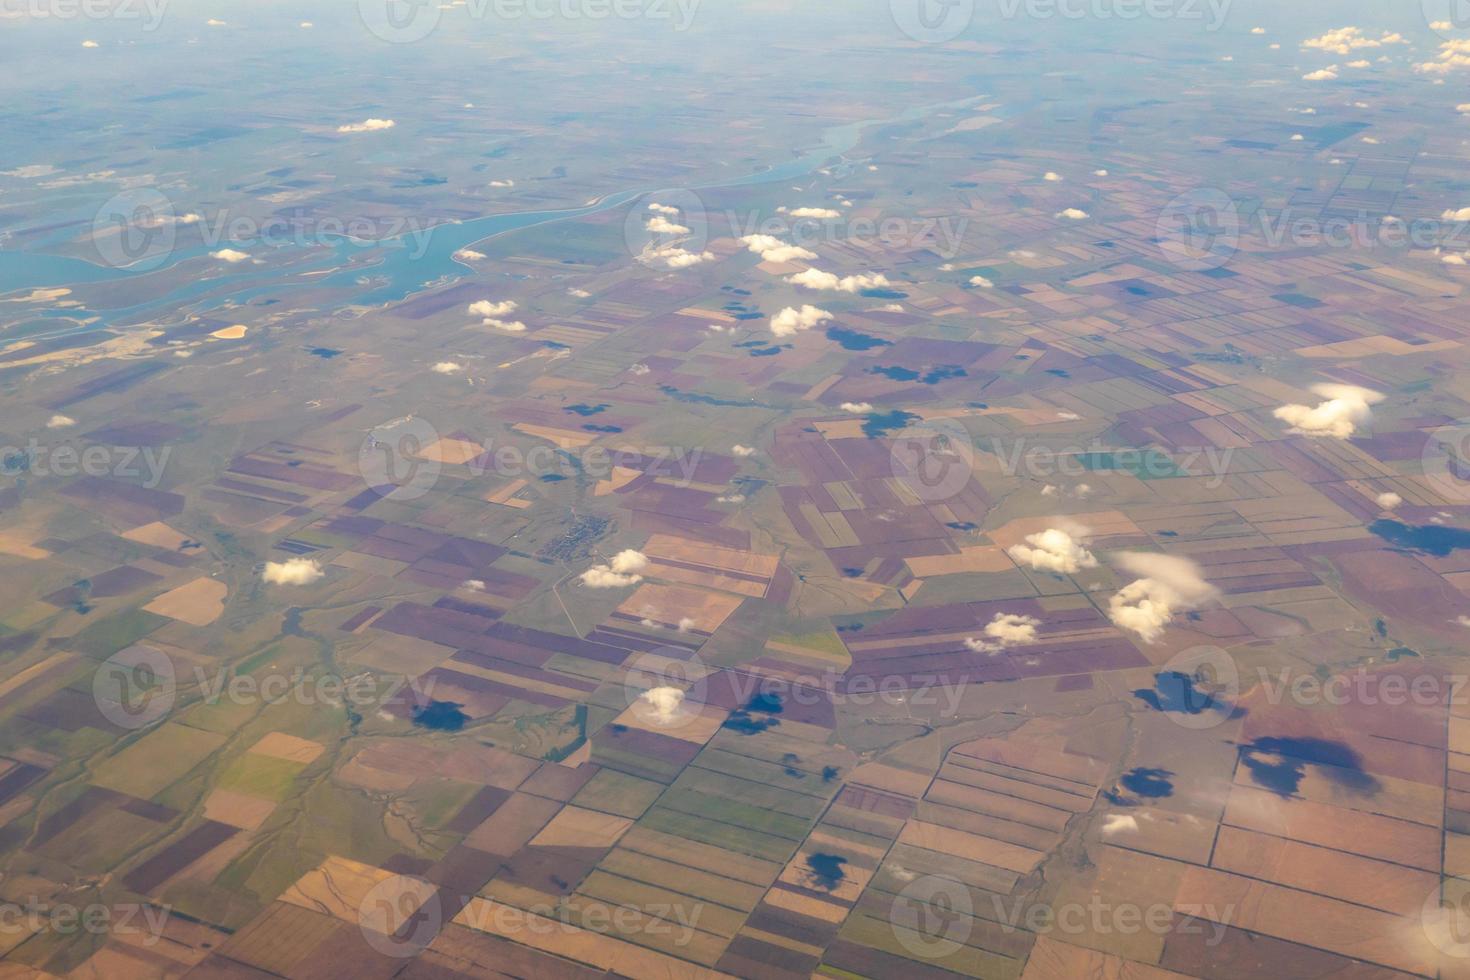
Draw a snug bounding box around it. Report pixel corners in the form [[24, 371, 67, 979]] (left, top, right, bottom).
[[141, 576, 228, 626]]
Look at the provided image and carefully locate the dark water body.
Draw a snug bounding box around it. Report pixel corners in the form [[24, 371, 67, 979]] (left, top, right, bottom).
[[412, 700, 469, 731], [1369, 519, 1470, 557]]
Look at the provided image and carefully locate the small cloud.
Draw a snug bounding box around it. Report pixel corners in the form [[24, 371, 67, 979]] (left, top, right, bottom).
[[1376, 491, 1402, 511], [1443, 207, 1470, 222], [731, 445, 757, 457], [431, 362, 463, 374], [1093, 169, 1109, 176], [81, 40, 99, 48], [453, 248, 486, 261], [780, 206, 842, 219], [580, 549, 649, 589], [840, 401, 874, 414], [47, 414, 76, 428], [488, 179, 515, 187], [1302, 27, 1404, 56], [211, 248, 251, 264], [786, 268, 891, 293], [1361, 136, 1380, 144], [1443, 254, 1467, 266], [206, 17, 226, 26], [640, 686, 686, 724], [1273, 383, 1385, 439], [469, 299, 517, 318], [676, 617, 696, 633], [1346, 59, 1370, 69], [1056, 208, 1090, 220], [300, 21, 313, 28], [739, 234, 817, 264], [969, 275, 994, 288], [1008, 528, 1097, 575], [642, 245, 714, 269], [1043, 171, 1063, 182], [568, 287, 591, 298], [1302, 68, 1339, 81], [337, 118, 395, 134], [770, 305, 832, 338], [1290, 134, 1305, 141], [263, 558, 324, 586], [1101, 813, 1141, 836], [1108, 552, 1217, 643], [463, 579, 486, 591], [646, 215, 690, 235], [1250, 26, 1265, 34], [647, 203, 681, 215]]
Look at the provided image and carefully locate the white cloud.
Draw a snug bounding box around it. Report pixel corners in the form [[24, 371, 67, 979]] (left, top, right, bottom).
[[770, 305, 832, 338], [211, 248, 250, 264], [1043, 171, 1063, 182], [0, 165, 57, 179], [1008, 528, 1098, 575], [580, 549, 649, 588], [1346, 60, 1370, 69], [469, 299, 526, 332], [1290, 134, 1305, 142], [263, 558, 324, 586], [731, 445, 757, 457], [47, 414, 76, 428], [431, 362, 463, 374], [639, 686, 686, 724], [337, 118, 396, 134], [969, 275, 994, 288], [463, 579, 486, 591], [647, 203, 681, 215], [81, 40, 99, 48], [739, 234, 817, 264], [488, 179, 515, 188], [1361, 136, 1380, 145], [1416, 38, 1470, 74], [1458, 104, 1470, 113], [1444, 207, 1470, 222], [1250, 26, 1265, 35], [1056, 208, 1090, 220], [1101, 813, 1141, 836], [453, 248, 486, 262], [205, 17, 226, 26], [676, 617, 696, 633], [1093, 169, 1109, 176], [642, 245, 714, 269], [780, 207, 841, 219], [1376, 491, 1402, 511], [1302, 68, 1339, 81], [300, 21, 313, 28], [568, 288, 591, 298], [646, 215, 690, 235], [986, 612, 1040, 644], [840, 402, 874, 414], [1107, 553, 1218, 644], [1273, 383, 1385, 439], [786, 268, 892, 293], [1302, 27, 1404, 56], [1444, 254, 1467, 266]]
